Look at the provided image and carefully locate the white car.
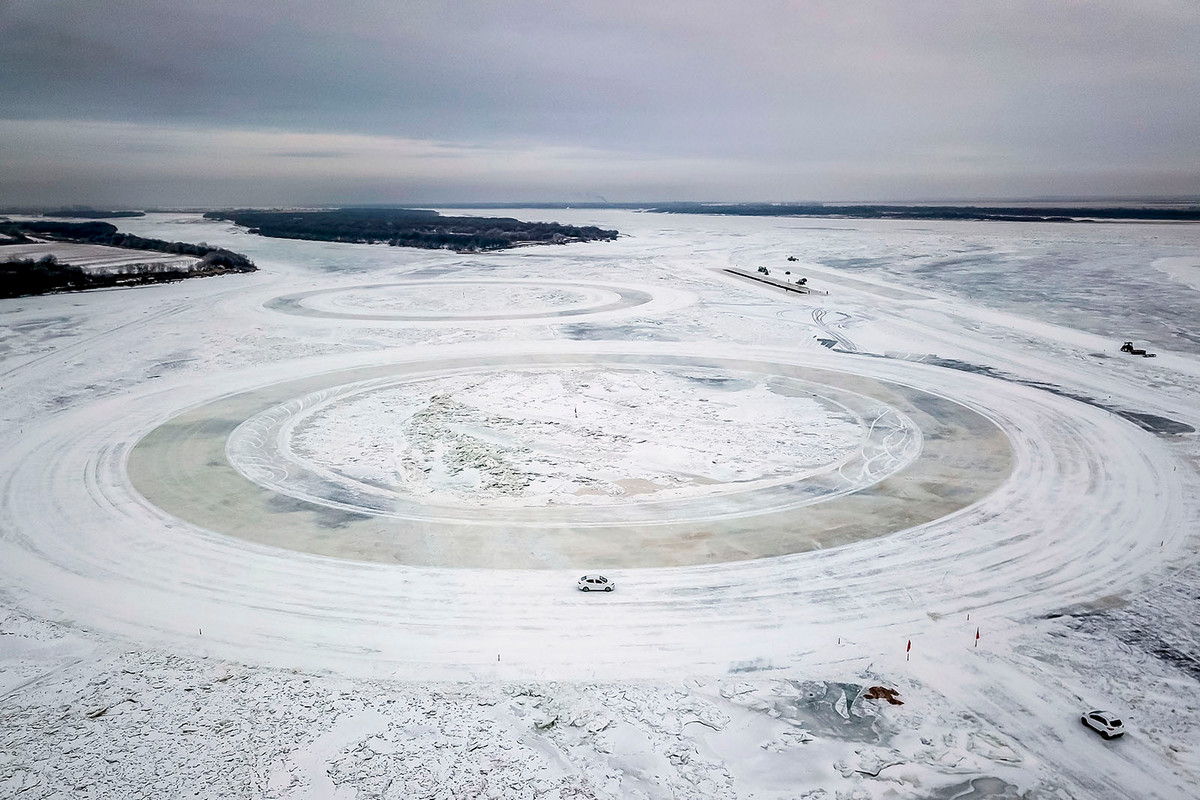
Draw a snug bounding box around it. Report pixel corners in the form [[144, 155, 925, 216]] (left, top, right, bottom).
[[577, 574, 614, 592], [1081, 710, 1125, 739]]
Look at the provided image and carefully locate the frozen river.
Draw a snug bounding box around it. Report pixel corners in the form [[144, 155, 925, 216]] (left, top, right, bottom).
[[2, 210, 1199, 798]]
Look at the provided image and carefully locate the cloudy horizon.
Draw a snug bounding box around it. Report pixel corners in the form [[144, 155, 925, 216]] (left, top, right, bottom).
[[3, 0, 1199, 207]]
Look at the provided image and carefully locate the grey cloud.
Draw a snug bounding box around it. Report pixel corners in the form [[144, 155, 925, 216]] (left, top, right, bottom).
[[269, 151, 352, 159], [1, 0, 1198, 204]]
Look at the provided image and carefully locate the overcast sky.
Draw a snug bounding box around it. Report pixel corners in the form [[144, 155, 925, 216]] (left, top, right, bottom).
[[2, 0, 1199, 206]]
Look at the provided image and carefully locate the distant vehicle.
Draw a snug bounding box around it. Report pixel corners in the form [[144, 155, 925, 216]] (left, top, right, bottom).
[[1120, 341, 1156, 358], [1081, 710, 1125, 739], [577, 574, 614, 592], [757, 266, 770, 275]]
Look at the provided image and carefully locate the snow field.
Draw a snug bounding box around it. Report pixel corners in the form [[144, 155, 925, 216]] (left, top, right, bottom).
[[1, 242, 201, 274]]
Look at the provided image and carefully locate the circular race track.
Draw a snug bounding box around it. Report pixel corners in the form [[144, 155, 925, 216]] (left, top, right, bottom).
[[127, 353, 1008, 568], [264, 280, 657, 322]]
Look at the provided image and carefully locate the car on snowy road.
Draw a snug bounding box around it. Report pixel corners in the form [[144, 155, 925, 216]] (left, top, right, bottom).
[[1081, 710, 1125, 739], [577, 574, 614, 592]]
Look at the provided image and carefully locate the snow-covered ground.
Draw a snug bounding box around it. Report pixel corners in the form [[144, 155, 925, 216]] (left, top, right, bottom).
[[268, 366, 872, 507], [2, 210, 1200, 798], [1, 241, 201, 274]]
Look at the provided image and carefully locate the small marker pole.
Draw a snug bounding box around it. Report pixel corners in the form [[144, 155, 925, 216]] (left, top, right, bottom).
[[975, 628, 980, 648], [906, 639, 911, 662], [199, 628, 202, 636]]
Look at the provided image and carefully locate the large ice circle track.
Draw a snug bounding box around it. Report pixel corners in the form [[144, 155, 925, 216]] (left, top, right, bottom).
[[0, 342, 1186, 679], [128, 353, 1004, 568]]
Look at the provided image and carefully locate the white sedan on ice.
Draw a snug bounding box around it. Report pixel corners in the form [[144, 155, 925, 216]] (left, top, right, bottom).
[[577, 574, 615, 592]]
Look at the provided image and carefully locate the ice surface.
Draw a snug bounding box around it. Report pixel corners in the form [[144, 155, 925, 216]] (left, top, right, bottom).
[[2, 210, 1200, 798], [285, 367, 864, 506]]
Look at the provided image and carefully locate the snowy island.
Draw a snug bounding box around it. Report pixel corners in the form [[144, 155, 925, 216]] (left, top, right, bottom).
[[0, 218, 257, 298], [204, 207, 620, 252]]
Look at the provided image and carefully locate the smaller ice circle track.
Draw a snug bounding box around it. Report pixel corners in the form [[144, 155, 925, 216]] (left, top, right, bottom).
[[264, 279, 656, 322], [0, 342, 1186, 678]]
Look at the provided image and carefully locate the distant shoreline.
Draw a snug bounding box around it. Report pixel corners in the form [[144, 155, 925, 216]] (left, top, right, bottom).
[[7, 204, 1197, 224], [429, 202, 1200, 223]]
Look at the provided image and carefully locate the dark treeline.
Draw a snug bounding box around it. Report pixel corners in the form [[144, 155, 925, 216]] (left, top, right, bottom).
[[40, 209, 146, 219], [204, 208, 619, 251], [2, 220, 256, 271], [433, 201, 1200, 222]]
